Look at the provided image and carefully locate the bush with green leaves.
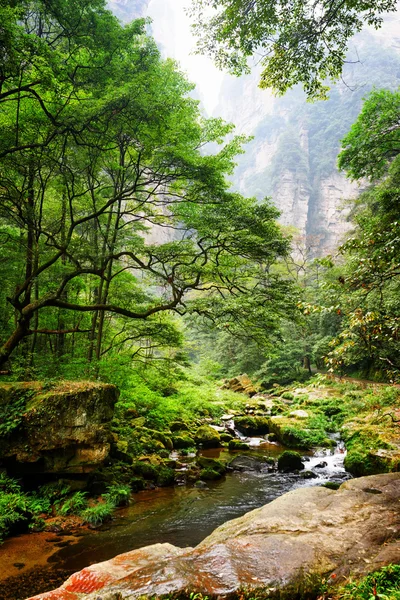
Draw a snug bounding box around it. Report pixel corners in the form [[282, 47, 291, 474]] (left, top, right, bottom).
[[80, 502, 114, 527], [58, 491, 88, 516], [102, 484, 131, 507], [336, 564, 400, 600]]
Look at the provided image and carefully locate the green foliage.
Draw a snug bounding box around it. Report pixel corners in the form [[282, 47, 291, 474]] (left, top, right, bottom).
[[0, 0, 291, 379], [38, 481, 71, 502], [80, 502, 114, 527], [58, 492, 88, 516], [337, 564, 400, 599], [102, 484, 131, 507], [339, 88, 400, 180], [0, 389, 35, 438], [189, 0, 397, 99]]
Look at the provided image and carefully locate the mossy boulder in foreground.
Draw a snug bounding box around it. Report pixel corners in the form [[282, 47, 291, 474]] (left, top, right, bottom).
[[0, 381, 118, 476], [27, 473, 400, 600]]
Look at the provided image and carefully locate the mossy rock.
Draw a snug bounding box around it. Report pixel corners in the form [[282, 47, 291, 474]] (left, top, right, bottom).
[[344, 448, 400, 476], [132, 461, 159, 480], [277, 451, 304, 472], [172, 434, 195, 449], [130, 417, 146, 428], [196, 456, 226, 475], [170, 420, 190, 432], [220, 433, 234, 443], [130, 476, 145, 492], [268, 416, 328, 449], [322, 482, 340, 490], [141, 428, 173, 451], [281, 392, 294, 401], [110, 441, 133, 464], [228, 439, 250, 451], [234, 416, 269, 436], [156, 466, 175, 487], [139, 437, 166, 453], [199, 468, 222, 481], [194, 425, 221, 448]]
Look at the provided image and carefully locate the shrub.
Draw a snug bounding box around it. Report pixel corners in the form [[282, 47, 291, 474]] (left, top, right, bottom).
[[58, 491, 88, 516], [80, 502, 114, 527], [103, 484, 131, 507]]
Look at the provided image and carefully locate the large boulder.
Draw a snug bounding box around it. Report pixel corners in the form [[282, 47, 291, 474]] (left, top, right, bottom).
[[277, 450, 304, 472], [0, 381, 118, 475], [27, 473, 400, 600], [194, 425, 221, 448]]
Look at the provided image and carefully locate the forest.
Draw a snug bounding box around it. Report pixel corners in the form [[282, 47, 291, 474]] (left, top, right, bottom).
[[0, 1, 400, 600]]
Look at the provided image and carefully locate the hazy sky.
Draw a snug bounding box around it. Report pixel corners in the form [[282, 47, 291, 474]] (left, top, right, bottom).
[[147, 0, 224, 113]]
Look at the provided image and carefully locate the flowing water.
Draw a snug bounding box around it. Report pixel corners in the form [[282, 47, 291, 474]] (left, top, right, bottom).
[[0, 437, 350, 599]]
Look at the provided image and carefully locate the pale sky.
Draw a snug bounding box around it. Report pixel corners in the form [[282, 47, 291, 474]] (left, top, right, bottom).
[[147, 0, 224, 113]]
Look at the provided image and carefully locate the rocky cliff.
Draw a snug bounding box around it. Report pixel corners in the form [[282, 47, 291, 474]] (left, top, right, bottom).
[[106, 1, 400, 256], [216, 27, 400, 255]]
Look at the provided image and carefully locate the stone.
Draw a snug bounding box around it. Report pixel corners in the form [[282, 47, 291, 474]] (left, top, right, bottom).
[[171, 434, 195, 450], [130, 417, 146, 428], [170, 420, 189, 432], [196, 456, 226, 475], [277, 451, 305, 472], [221, 374, 258, 397], [234, 416, 269, 436], [228, 439, 250, 451], [28, 473, 400, 600], [300, 470, 318, 479], [0, 382, 118, 475], [194, 481, 208, 489], [194, 425, 221, 448], [289, 410, 309, 419], [229, 455, 268, 472], [221, 414, 234, 421]]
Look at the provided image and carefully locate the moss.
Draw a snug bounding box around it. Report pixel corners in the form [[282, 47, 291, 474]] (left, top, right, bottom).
[[156, 467, 175, 487], [199, 468, 222, 481], [277, 450, 304, 472], [172, 434, 195, 449], [322, 482, 340, 490], [234, 416, 269, 435], [228, 439, 250, 450], [132, 461, 159, 480], [194, 425, 221, 448], [196, 456, 226, 475], [268, 415, 330, 449]]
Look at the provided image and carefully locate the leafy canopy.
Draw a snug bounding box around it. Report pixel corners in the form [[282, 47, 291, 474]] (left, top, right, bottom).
[[188, 0, 397, 99]]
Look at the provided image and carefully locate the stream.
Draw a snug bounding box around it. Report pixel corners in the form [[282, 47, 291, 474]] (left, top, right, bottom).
[[0, 436, 350, 599]]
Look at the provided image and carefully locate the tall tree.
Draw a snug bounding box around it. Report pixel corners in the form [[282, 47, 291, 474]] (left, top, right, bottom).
[[0, 1, 292, 370]]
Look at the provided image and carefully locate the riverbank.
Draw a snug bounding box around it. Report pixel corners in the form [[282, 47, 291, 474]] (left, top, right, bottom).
[[26, 472, 400, 600], [1, 374, 399, 599]]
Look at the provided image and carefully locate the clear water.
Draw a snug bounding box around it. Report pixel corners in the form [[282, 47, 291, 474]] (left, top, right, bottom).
[[49, 438, 350, 572]]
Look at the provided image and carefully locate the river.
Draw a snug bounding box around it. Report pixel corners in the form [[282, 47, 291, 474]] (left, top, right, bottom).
[[0, 439, 350, 600]]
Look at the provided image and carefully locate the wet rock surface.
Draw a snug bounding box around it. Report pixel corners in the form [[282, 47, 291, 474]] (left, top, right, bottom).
[[27, 473, 400, 600]]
